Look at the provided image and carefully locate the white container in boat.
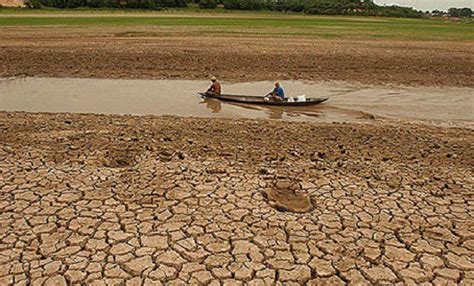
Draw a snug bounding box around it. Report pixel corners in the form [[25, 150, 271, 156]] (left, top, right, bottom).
[[297, 94, 306, 102], [287, 97, 295, 102]]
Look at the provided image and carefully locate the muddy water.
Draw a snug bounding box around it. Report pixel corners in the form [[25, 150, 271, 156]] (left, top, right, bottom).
[[1, 77, 472, 127]]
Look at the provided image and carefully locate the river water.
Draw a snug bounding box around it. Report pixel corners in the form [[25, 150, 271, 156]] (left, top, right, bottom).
[[1, 77, 472, 127]]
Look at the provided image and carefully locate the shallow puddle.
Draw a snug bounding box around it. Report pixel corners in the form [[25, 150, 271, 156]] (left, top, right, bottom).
[[0, 77, 472, 127]]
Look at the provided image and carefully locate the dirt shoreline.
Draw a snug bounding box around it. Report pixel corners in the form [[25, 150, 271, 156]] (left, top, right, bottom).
[[0, 111, 473, 284], [1, 27, 473, 87]]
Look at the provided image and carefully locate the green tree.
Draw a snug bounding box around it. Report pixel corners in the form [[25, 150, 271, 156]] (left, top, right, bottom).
[[449, 7, 472, 17], [199, 0, 217, 8]]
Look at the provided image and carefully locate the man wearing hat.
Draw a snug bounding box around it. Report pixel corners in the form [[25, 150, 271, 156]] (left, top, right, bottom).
[[206, 76, 222, 96], [265, 81, 285, 101]]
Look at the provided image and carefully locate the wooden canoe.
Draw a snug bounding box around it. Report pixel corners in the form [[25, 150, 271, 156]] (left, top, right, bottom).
[[198, 93, 328, 106]]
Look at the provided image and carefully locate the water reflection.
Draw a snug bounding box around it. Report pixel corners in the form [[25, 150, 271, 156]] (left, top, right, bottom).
[[200, 97, 323, 120], [228, 102, 285, 119], [268, 108, 284, 119], [200, 98, 221, 113]]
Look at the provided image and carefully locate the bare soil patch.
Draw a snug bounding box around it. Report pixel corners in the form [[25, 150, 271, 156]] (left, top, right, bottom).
[[0, 0, 24, 7], [1, 27, 473, 87]]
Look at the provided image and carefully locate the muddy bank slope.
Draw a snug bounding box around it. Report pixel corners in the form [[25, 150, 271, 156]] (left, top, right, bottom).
[[0, 111, 473, 284], [1, 27, 473, 87]]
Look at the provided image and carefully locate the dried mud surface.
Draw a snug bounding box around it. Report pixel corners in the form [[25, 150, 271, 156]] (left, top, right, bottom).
[[0, 111, 473, 285], [0, 27, 473, 87]]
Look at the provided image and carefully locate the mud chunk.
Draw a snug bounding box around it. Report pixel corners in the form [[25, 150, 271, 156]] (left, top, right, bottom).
[[362, 266, 397, 283], [104, 149, 136, 167], [159, 150, 174, 162], [206, 167, 227, 174], [123, 256, 154, 275], [261, 180, 313, 213]]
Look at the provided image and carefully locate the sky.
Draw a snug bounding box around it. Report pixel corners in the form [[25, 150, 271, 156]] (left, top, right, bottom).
[[374, 0, 474, 11]]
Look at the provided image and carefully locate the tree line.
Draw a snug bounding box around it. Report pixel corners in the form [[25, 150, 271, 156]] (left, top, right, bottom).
[[26, 0, 187, 9], [447, 7, 472, 18], [200, 0, 421, 18], [25, 0, 424, 18]]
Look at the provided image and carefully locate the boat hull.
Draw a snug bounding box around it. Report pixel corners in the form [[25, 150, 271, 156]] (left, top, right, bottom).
[[199, 93, 328, 106]]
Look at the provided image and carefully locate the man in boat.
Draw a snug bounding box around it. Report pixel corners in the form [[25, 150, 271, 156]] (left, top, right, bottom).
[[266, 81, 285, 101], [206, 76, 222, 96]]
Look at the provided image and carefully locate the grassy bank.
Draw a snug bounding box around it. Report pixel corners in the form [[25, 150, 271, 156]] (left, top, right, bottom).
[[0, 8, 472, 41]]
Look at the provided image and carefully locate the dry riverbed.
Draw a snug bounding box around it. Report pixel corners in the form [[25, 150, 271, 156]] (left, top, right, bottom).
[[1, 13, 473, 285], [1, 26, 473, 87], [0, 111, 473, 285]]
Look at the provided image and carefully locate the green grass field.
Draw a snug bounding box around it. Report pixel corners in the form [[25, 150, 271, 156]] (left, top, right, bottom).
[[0, 7, 472, 41]]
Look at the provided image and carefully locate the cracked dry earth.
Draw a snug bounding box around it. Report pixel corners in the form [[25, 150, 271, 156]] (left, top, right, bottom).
[[0, 111, 473, 285]]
